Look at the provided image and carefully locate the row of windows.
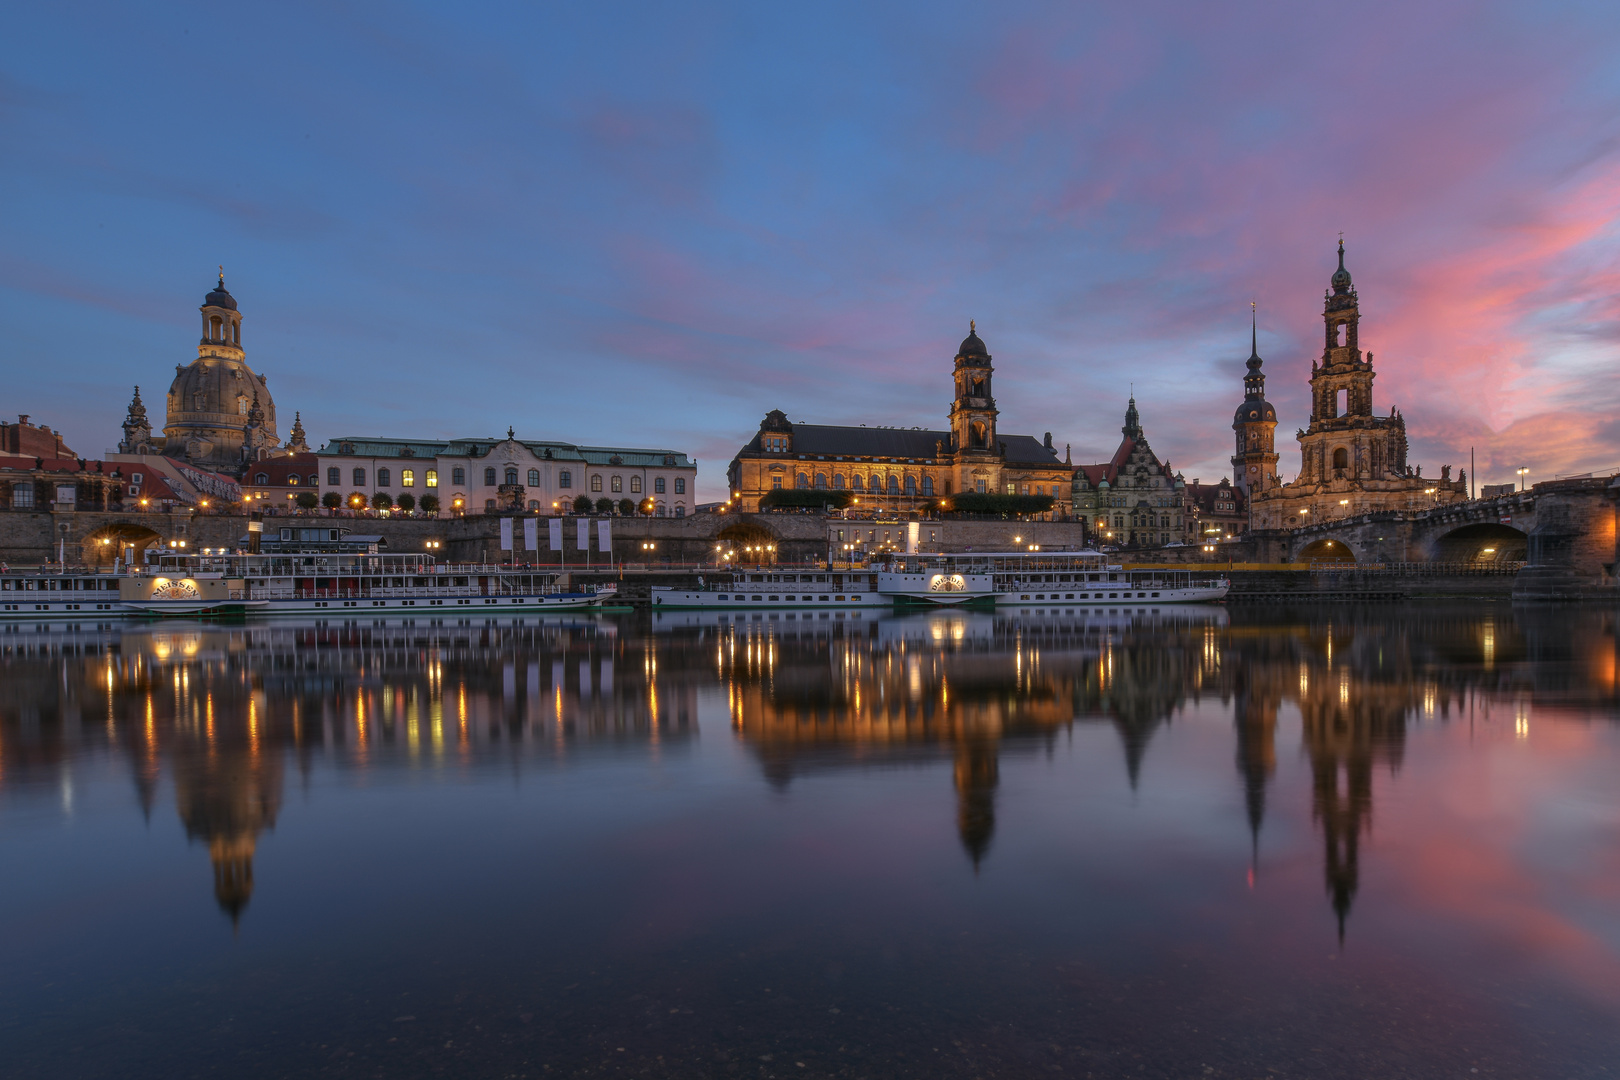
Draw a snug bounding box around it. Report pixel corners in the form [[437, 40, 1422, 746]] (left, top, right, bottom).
[[254, 473, 320, 486], [324, 465, 685, 494], [793, 473, 937, 495]]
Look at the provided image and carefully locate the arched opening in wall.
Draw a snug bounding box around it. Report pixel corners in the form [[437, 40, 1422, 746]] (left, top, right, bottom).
[[1336, 389, 1348, 416], [1332, 447, 1349, 472], [717, 522, 779, 565], [1432, 522, 1528, 564], [82, 523, 164, 567], [1299, 538, 1355, 564], [1336, 323, 1347, 346]]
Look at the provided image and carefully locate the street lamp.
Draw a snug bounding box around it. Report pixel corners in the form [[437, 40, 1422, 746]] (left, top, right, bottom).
[[1517, 466, 1530, 491]]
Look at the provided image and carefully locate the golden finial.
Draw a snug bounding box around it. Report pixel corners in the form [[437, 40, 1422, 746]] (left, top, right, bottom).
[[969, 319, 975, 335], [218, 264, 225, 287]]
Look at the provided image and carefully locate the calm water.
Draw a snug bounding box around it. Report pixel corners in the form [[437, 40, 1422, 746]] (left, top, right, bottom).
[[3, 604, 1619, 1079]]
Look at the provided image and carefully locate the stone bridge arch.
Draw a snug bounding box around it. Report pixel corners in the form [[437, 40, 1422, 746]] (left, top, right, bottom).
[[1429, 522, 1528, 564], [1296, 537, 1357, 564], [80, 521, 164, 566]]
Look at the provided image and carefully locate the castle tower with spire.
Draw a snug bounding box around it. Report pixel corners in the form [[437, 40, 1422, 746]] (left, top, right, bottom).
[[1248, 242, 1466, 533], [1231, 307, 1279, 498], [948, 321, 1002, 496]]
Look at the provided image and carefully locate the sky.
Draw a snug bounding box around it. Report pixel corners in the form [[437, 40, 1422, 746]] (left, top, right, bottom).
[[3, 0, 1619, 500]]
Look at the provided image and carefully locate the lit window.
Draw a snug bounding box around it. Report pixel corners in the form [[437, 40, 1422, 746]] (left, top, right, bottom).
[[425, 469, 437, 487], [611, 476, 623, 493], [401, 469, 414, 487], [631, 476, 642, 494], [591, 475, 602, 492]]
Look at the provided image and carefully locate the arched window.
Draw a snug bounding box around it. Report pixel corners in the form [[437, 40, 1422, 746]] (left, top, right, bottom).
[[255, 472, 268, 484], [559, 470, 572, 489], [903, 475, 917, 495], [796, 472, 809, 489], [815, 473, 827, 488], [654, 477, 665, 493], [851, 474, 864, 491], [485, 499, 496, 512], [887, 475, 900, 495], [611, 475, 623, 493], [674, 478, 685, 494], [484, 467, 497, 486], [591, 475, 602, 492], [504, 468, 519, 486], [401, 469, 414, 487], [833, 474, 845, 490], [1333, 448, 1349, 471], [377, 468, 391, 487], [674, 505, 685, 518], [921, 476, 934, 496], [630, 476, 642, 493], [451, 467, 466, 486], [528, 500, 539, 510], [353, 468, 366, 487], [655, 503, 666, 517], [528, 469, 540, 486], [327, 467, 340, 486]]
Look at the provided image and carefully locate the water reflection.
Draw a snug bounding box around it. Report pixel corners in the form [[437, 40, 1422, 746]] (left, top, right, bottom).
[[2, 605, 1618, 938], [0, 616, 694, 922]]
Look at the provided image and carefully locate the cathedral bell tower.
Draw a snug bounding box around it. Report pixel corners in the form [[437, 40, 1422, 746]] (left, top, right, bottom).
[[949, 322, 1000, 495], [1231, 306, 1278, 497], [1310, 241, 1375, 424]]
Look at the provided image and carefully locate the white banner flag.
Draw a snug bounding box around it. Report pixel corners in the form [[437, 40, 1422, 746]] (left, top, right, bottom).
[[523, 517, 538, 551], [549, 517, 563, 551], [499, 517, 513, 551], [598, 518, 612, 553], [577, 518, 589, 551]]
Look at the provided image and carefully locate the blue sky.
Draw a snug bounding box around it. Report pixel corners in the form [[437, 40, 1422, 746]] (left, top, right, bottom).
[[4, 0, 1620, 499]]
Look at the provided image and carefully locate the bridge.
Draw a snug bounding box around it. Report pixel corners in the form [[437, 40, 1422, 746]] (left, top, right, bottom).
[[1246, 476, 1619, 599]]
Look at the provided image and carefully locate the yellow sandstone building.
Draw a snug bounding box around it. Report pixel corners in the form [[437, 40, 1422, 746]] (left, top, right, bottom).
[[727, 324, 1072, 515]]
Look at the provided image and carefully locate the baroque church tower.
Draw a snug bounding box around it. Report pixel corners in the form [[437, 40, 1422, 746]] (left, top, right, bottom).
[[1231, 307, 1279, 497], [1247, 242, 1466, 532], [949, 322, 1001, 495], [160, 271, 281, 474]]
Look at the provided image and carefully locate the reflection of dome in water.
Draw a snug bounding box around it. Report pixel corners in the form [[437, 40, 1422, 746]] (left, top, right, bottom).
[[172, 744, 282, 927], [954, 741, 999, 870]]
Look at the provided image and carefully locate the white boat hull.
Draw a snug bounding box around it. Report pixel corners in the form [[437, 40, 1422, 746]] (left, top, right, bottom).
[[651, 587, 888, 609]]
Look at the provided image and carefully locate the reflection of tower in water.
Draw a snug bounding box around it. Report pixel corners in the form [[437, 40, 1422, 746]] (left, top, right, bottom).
[[1298, 665, 1406, 941]]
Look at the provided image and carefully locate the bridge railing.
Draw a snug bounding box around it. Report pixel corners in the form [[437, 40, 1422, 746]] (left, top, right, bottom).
[[1310, 561, 1525, 577]]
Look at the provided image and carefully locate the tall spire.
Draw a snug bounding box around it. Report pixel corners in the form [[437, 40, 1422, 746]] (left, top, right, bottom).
[[1330, 238, 1353, 295], [1122, 396, 1142, 440]]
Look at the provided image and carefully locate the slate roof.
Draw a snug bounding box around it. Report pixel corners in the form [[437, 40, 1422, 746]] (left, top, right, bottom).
[[745, 424, 1064, 466], [317, 438, 692, 467]]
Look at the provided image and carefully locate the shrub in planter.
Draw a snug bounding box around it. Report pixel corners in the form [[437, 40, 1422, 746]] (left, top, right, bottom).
[[371, 492, 393, 511], [296, 492, 319, 510], [322, 492, 341, 510], [573, 495, 593, 514], [617, 498, 635, 517], [595, 498, 614, 515], [419, 494, 440, 514], [395, 493, 416, 512]]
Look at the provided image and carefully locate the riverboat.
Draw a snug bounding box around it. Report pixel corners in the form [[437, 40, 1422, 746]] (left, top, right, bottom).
[[877, 551, 1228, 606], [650, 551, 1226, 610], [1, 567, 129, 617], [1, 552, 615, 619], [650, 569, 891, 609], [117, 551, 616, 616]]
